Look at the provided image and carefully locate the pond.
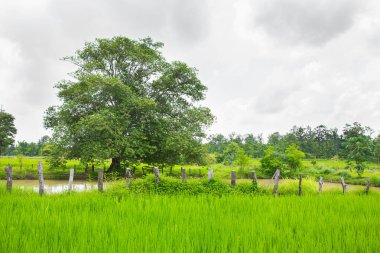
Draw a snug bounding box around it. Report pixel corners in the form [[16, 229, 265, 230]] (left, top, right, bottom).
[[2, 178, 378, 194], [1, 180, 101, 194]]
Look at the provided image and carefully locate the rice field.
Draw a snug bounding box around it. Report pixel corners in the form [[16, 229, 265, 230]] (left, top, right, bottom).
[[1, 186, 379, 252]]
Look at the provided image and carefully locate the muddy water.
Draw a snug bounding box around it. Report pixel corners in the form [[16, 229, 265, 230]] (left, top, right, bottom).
[[2, 178, 378, 194], [1, 180, 101, 194]]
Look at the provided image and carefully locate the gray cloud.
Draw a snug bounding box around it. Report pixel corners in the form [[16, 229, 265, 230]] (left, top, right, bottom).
[[252, 0, 362, 46], [0, 0, 210, 141], [1, 0, 380, 142]]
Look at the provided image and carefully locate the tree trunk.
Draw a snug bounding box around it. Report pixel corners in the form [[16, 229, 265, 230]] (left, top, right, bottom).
[[107, 157, 121, 172]]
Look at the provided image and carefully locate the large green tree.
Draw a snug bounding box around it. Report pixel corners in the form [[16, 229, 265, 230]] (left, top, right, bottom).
[[0, 110, 17, 155], [44, 37, 214, 171]]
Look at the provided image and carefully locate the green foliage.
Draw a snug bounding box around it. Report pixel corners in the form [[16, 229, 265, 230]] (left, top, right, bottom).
[[261, 145, 305, 176], [45, 37, 214, 171], [5, 136, 50, 156], [206, 134, 229, 154], [221, 142, 240, 165], [0, 110, 17, 155], [373, 135, 380, 163], [285, 144, 305, 170], [234, 148, 250, 168], [260, 146, 285, 175], [128, 175, 259, 196], [206, 122, 380, 163], [342, 123, 373, 176]]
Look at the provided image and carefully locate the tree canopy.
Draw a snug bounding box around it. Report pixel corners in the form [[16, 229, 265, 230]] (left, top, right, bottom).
[[44, 37, 214, 171], [0, 110, 17, 155]]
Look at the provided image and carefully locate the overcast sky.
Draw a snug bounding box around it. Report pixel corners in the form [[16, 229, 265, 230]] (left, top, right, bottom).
[[1, 0, 380, 142]]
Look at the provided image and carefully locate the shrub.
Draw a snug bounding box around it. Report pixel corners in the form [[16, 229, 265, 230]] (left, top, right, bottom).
[[127, 175, 260, 196]]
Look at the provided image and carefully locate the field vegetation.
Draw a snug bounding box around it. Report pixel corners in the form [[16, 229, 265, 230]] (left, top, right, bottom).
[[1, 184, 379, 253]]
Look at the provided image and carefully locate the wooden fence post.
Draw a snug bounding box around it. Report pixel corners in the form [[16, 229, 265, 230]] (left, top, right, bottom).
[[153, 167, 160, 183], [365, 178, 370, 194], [181, 167, 186, 182], [98, 168, 104, 192], [38, 162, 44, 195], [298, 174, 302, 196], [231, 170, 236, 186], [125, 168, 132, 188], [340, 176, 347, 194], [318, 177, 323, 193], [5, 166, 12, 191], [273, 169, 280, 195], [68, 168, 74, 192], [208, 169, 213, 182]]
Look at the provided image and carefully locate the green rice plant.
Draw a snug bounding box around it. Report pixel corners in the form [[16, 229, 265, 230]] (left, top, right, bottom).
[[0, 186, 379, 253], [277, 178, 317, 195]]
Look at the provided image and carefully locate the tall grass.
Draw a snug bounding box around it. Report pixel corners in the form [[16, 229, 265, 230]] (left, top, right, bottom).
[[1, 187, 379, 252]]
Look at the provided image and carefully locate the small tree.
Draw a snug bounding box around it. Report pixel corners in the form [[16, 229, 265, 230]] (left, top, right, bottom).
[[344, 136, 372, 177], [222, 142, 240, 165], [261, 144, 305, 176], [285, 144, 305, 171], [234, 148, 250, 173], [373, 135, 380, 163], [260, 146, 285, 175]]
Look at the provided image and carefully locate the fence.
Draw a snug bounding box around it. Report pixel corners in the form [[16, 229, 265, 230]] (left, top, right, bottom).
[[3, 164, 373, 195]]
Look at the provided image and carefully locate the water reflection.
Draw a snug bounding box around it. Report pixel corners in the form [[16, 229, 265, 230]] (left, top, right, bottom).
[[6, 180, 102, 194]]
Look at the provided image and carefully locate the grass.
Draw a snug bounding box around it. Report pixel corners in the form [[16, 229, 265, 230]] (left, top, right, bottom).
[[1, 185, 379, 253]]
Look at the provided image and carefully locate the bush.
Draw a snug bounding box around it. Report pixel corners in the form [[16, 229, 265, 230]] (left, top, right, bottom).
[[335, 171, 352, 178], [127, 175, 260, 196], [260, 146, 285, 176], [322, 168, 335, 175], [260, 145, 305, 177]]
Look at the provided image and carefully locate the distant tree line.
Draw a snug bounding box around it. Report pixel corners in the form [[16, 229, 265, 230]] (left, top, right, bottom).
[[3, 136, 50, 156], [206, 122, 380, 165]]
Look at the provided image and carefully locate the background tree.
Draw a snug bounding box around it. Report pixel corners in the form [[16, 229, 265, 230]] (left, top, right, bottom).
[[4, 136, 51, 156], [284, 144, 305, 171], [243, 134, 266, 158], [260, 146, 285, 176], [44, 37, 214, 171], [260, 144, 305, 176], [234, 148, 250, 172], [341, 123, 373, 176], [372, 135, 380, 163], [221, 142, 240, 165], [206, 134, 229, 154], [0, 110, 17, 155]]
